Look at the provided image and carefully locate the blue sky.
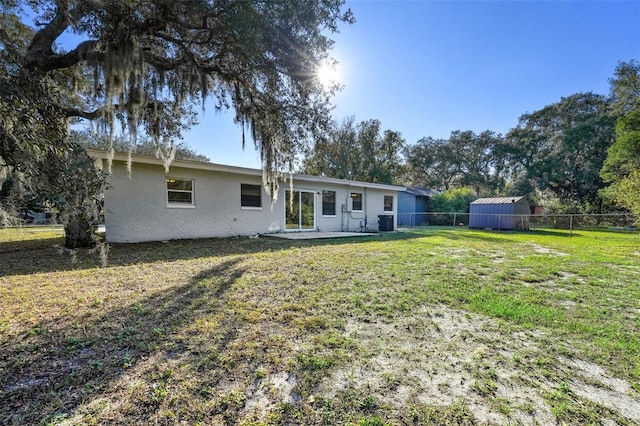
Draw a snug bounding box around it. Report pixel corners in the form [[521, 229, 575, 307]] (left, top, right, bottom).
[[178, 1, 640, 168]]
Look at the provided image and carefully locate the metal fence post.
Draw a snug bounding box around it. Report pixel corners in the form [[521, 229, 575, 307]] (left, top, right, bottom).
[[570, 214, 573, 235]]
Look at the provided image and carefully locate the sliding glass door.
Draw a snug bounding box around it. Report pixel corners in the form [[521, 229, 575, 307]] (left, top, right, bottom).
[[285, 190, 315, 230]]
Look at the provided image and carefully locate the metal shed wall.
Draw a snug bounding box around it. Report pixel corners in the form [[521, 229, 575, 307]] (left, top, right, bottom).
[[469, 197, 530, 229]]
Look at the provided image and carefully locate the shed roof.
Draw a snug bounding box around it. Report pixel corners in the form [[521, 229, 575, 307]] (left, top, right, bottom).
[[470, 196, 528, 205]]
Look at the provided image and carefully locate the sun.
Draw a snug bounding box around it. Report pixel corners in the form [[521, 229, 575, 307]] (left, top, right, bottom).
[[316, 61, 340, 89]]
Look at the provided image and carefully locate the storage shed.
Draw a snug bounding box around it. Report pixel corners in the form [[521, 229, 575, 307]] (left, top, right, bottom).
[[397, 187, 437, 226], [469, 196, 530, 230]]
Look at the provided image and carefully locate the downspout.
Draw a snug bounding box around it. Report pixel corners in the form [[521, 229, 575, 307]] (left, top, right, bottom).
[[340, 200, 344, 232], [363, 187, 368, 231]]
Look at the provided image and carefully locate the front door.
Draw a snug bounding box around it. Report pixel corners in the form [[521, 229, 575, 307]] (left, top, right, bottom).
[[285, 190, 315, 230]]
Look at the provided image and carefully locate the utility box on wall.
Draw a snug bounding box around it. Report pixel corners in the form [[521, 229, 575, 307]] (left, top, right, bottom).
[[378, 214, 394, 231]]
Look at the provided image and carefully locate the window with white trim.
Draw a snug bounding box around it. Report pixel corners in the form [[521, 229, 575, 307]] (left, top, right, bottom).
[[241, 184, 262, 208], [322, 190, 336, 216], [351, 192, 363, 211], [167, 178, 194, 205], [384, 195, 393, 212]]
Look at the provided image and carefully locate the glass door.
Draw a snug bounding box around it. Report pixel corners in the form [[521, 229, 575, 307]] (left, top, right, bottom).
[[285, 190, 315, 230]]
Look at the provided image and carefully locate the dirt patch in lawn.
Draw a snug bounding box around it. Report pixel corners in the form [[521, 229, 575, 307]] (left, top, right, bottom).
[[318, 306, 639, 425], [528, 244, 568, 256]]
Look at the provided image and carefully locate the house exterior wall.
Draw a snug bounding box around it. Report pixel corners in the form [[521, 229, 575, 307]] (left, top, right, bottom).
[[397, 192, 430, 226], [103, 160, 398, 243], [414, 196, 429, 225], [397, 192, 415, 227]]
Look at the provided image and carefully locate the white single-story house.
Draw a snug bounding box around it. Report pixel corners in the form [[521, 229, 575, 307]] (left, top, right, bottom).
[[88, 150, 404, 243]]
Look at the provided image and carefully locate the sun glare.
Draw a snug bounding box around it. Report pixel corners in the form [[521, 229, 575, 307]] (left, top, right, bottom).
[[317, 61, 340, 89]]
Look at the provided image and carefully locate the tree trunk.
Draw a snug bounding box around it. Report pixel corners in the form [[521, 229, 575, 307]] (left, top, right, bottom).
[[64, 213, 97, 249]]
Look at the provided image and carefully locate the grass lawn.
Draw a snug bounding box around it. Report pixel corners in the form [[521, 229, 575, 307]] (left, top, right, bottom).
[[1, 227, 639, 425]]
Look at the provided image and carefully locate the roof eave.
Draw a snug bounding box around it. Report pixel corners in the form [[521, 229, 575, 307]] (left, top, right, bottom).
[[87, 149, 405, 191]]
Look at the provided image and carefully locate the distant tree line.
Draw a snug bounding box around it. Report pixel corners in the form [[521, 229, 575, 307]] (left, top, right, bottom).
[[301, 60, 640, 218], [301, 116, 404, 184]]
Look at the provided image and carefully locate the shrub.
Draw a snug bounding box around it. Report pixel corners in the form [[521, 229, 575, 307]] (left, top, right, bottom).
[[431, 187, 477, 213]]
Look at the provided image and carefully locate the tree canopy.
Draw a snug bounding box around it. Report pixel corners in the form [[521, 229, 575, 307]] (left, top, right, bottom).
[[301, 117, 406, 184], [70, 130, 210, 162], [404, 130, 506, 195], [2, 0, 352, 170], [505, 92, 615, 211], [0, 0, 352, 246], [601, 60, 640, 223]]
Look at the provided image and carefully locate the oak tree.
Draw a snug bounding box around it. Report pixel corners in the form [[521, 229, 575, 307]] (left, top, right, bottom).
[[601, 60, 640, 223], [301, 117, 406, 184], [0, 0, 352, 247], [505, 93, 615, 212]]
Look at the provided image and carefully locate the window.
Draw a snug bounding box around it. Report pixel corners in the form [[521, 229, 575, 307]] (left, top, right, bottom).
[[241, 184, 262, 208], [167, 178, 194, 205], [384, 195, 393, 212], [351, 192, 363, 211], [322, 190, 336, 216]]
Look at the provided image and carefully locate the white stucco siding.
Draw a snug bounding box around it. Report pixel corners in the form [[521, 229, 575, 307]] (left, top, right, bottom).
[[101, 156, 402, 242], [277, 184, 397, 233], [333, 186, 397, 232], [104, 161, 283, 243], [358, 188, 398, 232], [315, 183, 345, 232]]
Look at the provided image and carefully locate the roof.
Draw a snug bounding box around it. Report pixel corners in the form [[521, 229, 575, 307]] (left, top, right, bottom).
[[87, 149, 405, 192], [470, 196, 528, 205], [403, 187, 438, 197]]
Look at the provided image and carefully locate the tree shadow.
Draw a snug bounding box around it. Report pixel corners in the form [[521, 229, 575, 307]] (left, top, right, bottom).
[[0, 231, 426, 277], [0, 258, 246, 424], [426, 228, 581, 244], [525, 229, 581, 237]]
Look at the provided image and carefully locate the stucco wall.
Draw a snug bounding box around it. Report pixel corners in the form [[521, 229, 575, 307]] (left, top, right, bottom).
[[104, 160, 398, 242]]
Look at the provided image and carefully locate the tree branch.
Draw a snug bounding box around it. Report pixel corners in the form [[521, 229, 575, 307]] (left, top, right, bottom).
[[64, 106, 105, 120], [37, 40, 103, 72], [144, 52, 189, 71], [24, 1, 103, 72], [25, 9, 70, 66]]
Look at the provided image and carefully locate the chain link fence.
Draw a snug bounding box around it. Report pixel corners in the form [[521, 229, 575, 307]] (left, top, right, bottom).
[[397, 212, 637, 233]]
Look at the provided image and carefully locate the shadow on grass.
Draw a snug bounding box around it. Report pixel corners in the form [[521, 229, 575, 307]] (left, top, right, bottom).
[[0, 231, 425, 277], [422, 227, 580, 244], [0, 258, 246, 424]]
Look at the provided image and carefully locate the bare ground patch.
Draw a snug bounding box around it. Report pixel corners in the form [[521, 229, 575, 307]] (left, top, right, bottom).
[[318, 306, 639, 425], [528, 244, 569, 256]]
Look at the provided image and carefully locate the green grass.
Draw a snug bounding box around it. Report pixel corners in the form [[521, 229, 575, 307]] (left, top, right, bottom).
[[1, 227, 639, 425]]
